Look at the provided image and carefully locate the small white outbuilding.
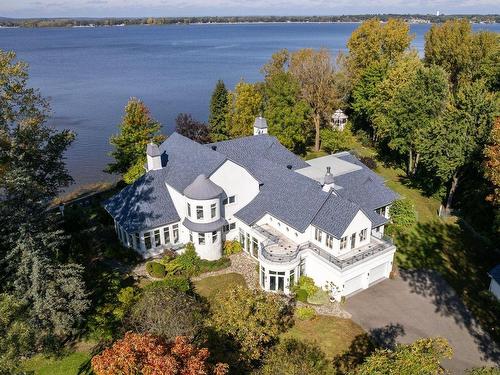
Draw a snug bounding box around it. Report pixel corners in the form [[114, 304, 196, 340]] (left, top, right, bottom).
[[331, 109, 348, 131]]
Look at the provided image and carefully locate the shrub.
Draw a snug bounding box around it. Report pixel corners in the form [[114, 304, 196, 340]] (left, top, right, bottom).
[[147, 276, 192, 293], [295, 289, 309, 303], [209, 285, 293, 363], [128, 283, 205, 340], [146, 261, 166, 278], [223, 240, 242, 256], [295, 306, 316, 320], [307, 290, 330, 305], [91, 333, 228, 375], [165, 243, 201, 276], [386, 199, 417, 236], [360, 156, 378, 170], [321, 125, 355, 154], [259, 338, 332, 375], [292, 276, 319, 297]]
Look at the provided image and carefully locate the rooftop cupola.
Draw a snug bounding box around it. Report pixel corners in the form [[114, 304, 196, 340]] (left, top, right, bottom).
[[322, 166, 335, 192], [253, 116, 268, 136], [146, 143, 162, 171]]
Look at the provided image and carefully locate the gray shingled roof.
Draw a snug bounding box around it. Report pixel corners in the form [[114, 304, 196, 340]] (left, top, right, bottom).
[[208, 135, 309, 171], [334, 152, 398, 211], [489, 265, 500, 284], [183, 174, 224, 200], [182, 217, 227, 233], [311, 193, 361, 238], [104, 169, 180, 233], [254, 116, 268, 129]]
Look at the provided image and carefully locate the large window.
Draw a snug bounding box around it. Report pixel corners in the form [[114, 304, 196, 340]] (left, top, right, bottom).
[[350, 233, 356, 249], [196, 205, 204, 220], [210, 203, 217, 218], [315, 228, 322, 242], [173, 224, 179, 243], [359, 228, 367, 242], [144, 232, 152, 250], [212, 231, 217, 243], [163, 227, 170, 244], [340, 236, 348, 250], [239, 229, 245, 249], [289, 269, 295, 287], [269, 271, 285, 292], [134, 233, 140, 249], [187, 203, 191, 217], [252, 237, 259, 258], [223, 196, 235, 205], [154, 229, 161, 247], [326, 234, 334, 249], [376, 206, 386, 216], [199, 233, 205, 245]]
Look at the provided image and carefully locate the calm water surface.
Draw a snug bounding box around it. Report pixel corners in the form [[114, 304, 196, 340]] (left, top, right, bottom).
[[1, 23, 498, 188]]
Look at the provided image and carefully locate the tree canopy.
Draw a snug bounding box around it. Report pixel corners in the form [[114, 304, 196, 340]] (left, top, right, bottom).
[[209, 80, 230, 141]]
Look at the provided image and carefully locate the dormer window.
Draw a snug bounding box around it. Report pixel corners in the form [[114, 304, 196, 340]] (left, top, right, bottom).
[[196, 206, 203, 219]]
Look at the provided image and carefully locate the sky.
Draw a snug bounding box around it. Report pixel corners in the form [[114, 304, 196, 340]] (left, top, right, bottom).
[[1, 0, 499, 18]]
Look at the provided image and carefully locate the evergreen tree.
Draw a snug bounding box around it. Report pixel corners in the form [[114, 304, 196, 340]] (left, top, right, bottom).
[[263, 72, 310, 154], [106, 98, 165, 175], [208, 80, 230, 141]]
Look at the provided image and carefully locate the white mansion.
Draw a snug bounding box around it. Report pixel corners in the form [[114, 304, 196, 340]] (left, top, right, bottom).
[[105, 118, 397, 299]]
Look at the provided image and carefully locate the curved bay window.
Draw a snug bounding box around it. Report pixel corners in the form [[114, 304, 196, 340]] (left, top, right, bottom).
[[260, 266, 298, 294]]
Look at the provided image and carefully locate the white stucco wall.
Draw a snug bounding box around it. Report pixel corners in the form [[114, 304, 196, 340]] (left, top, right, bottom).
[[210, 160, 260, 219]]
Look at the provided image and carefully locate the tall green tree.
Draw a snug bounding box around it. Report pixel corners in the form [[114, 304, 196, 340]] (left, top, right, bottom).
[[421, 80, 497, 211], [346, 18, 413, 82], [106, 98, 165, 175], [263, 71, 310, 154], [424, 19, 499, 89], [208, 80, 230, 141], [289, 48, 340, 151], [356, 337, 453, 375], [373, 61, 449, 175], [0, 50, 89, 349], [226, 81, 263, 138]]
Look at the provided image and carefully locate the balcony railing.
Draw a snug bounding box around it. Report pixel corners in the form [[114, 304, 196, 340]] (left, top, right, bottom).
[[260, 237, 395, 270]]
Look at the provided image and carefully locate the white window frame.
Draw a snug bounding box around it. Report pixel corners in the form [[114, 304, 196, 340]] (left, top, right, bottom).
[[196, 205, 204, 220], [315, 228, 322, 242], [359, 228, 367, 242], [340, 236, 348, 250], [212, 231, 217, 243], [326, 234, 333, 249], [199, 233, 205, 245], [210, 203, 217, 218]]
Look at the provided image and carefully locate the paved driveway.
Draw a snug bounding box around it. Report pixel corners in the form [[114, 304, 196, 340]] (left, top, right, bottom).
[[344, 270, 499, 374]]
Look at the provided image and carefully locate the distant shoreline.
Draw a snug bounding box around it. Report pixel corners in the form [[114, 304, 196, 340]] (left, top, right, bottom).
[[1, 14, 498, 28]]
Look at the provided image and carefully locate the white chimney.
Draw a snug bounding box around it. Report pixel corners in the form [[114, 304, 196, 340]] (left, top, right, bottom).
[[322, 166, 335, 192], [146, 143, 162, 171], [253, 116, 268, 135]]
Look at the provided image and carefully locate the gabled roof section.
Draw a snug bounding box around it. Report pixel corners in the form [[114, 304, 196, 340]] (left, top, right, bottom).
[[159, 132, 227, 193], [209, 135, 309, 171], [311, 193, 361, 238], [104, 169, 180, 233], [183, 174, 224, 200]]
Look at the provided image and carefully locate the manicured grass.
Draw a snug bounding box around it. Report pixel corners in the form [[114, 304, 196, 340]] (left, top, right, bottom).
[[194, 272, 247, 301], [22, 351, 91, 375], [282, 315, 366, 359]]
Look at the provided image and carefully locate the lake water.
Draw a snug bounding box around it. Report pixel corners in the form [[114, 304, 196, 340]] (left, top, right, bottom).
[[1, 23, 498, 189]]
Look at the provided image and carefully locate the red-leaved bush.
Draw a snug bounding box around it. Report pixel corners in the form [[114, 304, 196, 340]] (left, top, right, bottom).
[[91, 332, 228, 375]]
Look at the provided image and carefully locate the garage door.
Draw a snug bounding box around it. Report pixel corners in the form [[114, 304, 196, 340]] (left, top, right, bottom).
[[343, 274, 364, 296], [369, 263, 388, 284]]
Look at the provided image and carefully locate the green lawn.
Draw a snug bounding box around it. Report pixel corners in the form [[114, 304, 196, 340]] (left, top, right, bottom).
[[22, 351, 91, 375], [282, 315, 366, 359], [194, 272, 247, 302]]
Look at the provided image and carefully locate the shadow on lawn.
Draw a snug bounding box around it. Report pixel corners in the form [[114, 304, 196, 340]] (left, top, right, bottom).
[[332, 323, 405, 374], [396, 220, 500, 363]]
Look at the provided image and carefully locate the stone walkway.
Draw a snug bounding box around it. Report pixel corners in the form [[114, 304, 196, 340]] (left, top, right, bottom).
[[297, 300, 352, 319], [192, 252, 260, 289]]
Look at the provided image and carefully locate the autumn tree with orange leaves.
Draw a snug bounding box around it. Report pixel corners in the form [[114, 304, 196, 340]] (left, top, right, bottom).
[[91, 332, 228, 375]]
